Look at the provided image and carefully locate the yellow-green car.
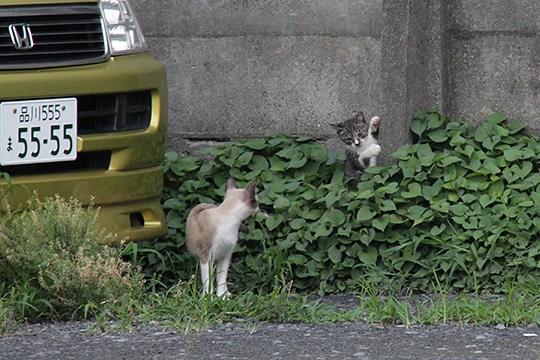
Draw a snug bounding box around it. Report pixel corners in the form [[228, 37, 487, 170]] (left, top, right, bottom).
[[0, 0, 168, 242]]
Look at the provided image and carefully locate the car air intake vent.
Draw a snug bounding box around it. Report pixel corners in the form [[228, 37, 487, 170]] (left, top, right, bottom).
[[78, 91, 152, 134], [0, 4, 109, 70]]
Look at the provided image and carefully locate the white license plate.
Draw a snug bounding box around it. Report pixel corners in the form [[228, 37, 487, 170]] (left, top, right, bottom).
[[1, 98, 77, 166]]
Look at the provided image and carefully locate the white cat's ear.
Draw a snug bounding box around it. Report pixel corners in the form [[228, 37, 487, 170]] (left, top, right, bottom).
[[246, 178, 259, 207], [226, 178, 238, 191], [246, 178, 258, 193]]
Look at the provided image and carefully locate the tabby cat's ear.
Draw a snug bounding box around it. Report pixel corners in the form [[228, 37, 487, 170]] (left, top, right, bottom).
[[355, 111, 365, 124], [329, 123, 343, 129]]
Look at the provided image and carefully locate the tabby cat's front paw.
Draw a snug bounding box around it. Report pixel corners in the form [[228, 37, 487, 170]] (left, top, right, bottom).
[[370, 116, 380, 134], [364, 144, 381, 158]]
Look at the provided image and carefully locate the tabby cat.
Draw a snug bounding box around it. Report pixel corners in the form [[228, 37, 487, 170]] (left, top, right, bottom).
[[185, 178, 259, 297], [330, 111, 381, 187]]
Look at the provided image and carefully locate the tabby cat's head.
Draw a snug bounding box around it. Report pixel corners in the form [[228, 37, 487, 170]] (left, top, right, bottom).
[[329, 111, 369, 146]]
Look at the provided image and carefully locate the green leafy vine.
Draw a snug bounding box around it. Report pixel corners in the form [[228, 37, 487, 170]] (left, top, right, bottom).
[[130, 110, 540, 295]]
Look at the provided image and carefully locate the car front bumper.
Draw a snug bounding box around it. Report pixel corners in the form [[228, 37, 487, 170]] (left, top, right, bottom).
[[0, 53, 168, 242]]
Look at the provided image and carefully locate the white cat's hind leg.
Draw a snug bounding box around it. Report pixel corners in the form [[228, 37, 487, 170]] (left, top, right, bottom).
[[200, 261, 212, 296], [216, 256, 232, 298]]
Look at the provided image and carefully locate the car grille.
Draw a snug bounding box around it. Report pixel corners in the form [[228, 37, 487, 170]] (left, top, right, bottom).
[[0, 4, 109, 70]]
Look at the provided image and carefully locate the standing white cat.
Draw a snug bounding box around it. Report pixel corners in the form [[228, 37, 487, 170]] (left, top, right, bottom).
[[186, 178, 259, 297]]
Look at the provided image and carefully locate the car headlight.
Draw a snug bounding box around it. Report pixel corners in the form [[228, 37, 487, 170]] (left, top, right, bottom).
[[99, 0, 148, 55]]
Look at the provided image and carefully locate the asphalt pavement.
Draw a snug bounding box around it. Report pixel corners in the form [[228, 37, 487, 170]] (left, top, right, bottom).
[[1, 320, 539, 359]]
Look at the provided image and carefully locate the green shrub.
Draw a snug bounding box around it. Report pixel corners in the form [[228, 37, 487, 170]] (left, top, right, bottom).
[[129, 110, 540, 294], [0, 195, 144, 320]]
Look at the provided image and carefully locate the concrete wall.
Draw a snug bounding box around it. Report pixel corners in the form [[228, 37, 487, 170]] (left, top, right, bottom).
[[131, 0, 539, 160], [444, 0, 539, 131]]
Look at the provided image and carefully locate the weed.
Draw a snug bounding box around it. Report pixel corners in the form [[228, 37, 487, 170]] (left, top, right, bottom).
[[82, 277, 540, 335], [0, 195, 143, 321]]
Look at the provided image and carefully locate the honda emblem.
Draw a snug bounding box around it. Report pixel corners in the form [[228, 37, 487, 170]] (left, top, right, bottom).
[[8, 24, 34, 50]]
